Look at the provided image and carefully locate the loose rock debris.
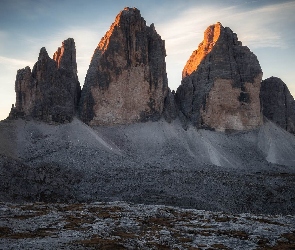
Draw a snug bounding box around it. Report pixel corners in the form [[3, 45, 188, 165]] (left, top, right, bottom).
[[0, 202, 294, 249]]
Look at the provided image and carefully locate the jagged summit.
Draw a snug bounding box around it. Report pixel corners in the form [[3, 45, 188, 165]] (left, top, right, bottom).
[[53, 38, 78, 77], [79, 7, 168, 126], [182, 22, 223, 78], [176, 22, 263, 131], [38, 47, 50, 60], [9, 38, 81, 123], [6, 9, 294, 137]]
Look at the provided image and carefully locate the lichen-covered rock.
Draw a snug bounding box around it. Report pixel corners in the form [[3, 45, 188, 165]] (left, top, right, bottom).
[[260, 77, 295, 134], [9, 38, 81, 123], [79, 7, 168, 125], [176, 22, 263, 131]]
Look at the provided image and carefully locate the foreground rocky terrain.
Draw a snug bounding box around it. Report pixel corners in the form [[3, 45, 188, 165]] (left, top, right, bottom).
[[0, 201, 294, 249]]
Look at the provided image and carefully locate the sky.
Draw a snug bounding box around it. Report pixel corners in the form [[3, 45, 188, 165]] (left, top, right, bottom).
[[0, 0, 294, 120]]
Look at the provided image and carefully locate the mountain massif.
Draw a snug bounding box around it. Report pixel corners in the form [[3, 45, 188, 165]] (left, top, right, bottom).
[[79, 7, 168, 125], [7, 8, 295, 135], [1, 7, 295, 216]]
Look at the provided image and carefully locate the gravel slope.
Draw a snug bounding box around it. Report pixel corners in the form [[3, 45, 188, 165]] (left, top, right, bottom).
[[0, 118, 295, 214]]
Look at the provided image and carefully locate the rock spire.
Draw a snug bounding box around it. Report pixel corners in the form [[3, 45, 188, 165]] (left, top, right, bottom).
[[9, 38, 81, 123], [176, 22, 263, 131], [79, 7, 168, 125]]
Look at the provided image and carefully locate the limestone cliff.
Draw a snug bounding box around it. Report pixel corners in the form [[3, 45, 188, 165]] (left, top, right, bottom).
[[176, 22, 263, 131], [260, 77, 295, 134], [79, 7, 168, 125], [9, 38, 81, 123]]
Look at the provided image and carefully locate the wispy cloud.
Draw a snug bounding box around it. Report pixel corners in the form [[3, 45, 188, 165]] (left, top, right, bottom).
[[156, 1, 295, 90], [37, 24, 106, 83], [0, 56, 33, 69], [158, 1, 295, 53]]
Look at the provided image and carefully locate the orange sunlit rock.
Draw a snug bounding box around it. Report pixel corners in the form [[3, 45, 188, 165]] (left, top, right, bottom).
[[182, 22, 222, 78], [176, 22, 263, 131]]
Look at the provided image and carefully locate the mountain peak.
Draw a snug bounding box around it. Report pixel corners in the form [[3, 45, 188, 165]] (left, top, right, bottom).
[[177, 22, 263, 131], [182, 22, 223, 78], [10, 38, 80, 123], [38, 47, 49, 61], [79, 8, 167, 125], [122, 7, 140, 14], [53, 38, 77, 77], [97, 7, 144, 53]]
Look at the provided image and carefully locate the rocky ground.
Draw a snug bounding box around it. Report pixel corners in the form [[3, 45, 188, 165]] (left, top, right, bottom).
[[0, 118, 295, 249], [0, 118, 295, 215], [0, 201, 295, 250]]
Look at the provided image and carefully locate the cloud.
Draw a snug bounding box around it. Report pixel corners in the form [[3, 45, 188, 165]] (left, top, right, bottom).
[[155, 1, 295, 90], [159, 1, 295, 53], [0, 56, 33, 69], [1, 0, 294, 95]]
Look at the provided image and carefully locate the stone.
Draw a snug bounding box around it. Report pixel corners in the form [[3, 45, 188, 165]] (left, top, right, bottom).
[[9, 38, 81, 123], [176, 22, 263, 131], [260, 77, 295, 134], [79, 7, 168, 125], [163, 89, 178, 123]]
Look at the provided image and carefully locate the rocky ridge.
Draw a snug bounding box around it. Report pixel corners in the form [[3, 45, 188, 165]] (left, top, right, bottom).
[[176, 22, 263, 131], [79, 7, 168, 125], [6, 9, 295, 135], [260, 76, 295, 134], [9, 38, 81, 124]]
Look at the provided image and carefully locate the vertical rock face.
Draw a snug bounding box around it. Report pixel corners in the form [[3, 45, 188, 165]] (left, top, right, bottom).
[[10, 38, 81, 123], [79, 7, 168, 125], [163, 89, 179, 123], [176, 22, 263, 131], [260, 77, 295, 134]]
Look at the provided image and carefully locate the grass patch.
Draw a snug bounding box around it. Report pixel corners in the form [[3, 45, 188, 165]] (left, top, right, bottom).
[[1, 228, 56, 239], [63, 214, 95, 230], [0, 227, 12, 238], [211, 243, 230, 249], [86, 206, 123, 219], [75, 235, 126, 249], [250, 217, 284, 226]]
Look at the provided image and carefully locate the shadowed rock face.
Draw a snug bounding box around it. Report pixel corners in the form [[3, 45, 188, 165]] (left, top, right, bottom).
[[176, 22, 263, 131], [260, 77, 295, 134], [9, 38, 81, 123], [79, 7, 168, 125]]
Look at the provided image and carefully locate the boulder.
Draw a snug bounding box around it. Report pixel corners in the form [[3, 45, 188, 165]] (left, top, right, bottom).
[[260, 76, 295, 134], [79, 7, 168, 125], [176, 22, 263, 131]]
